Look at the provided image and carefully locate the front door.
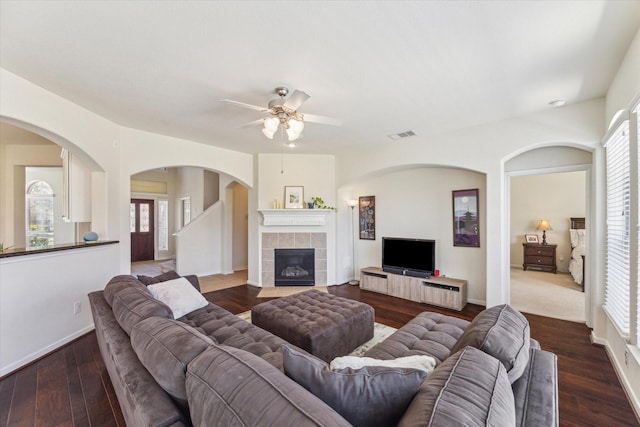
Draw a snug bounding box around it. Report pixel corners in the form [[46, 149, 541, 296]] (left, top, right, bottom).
[[130, 199, 154, 262]]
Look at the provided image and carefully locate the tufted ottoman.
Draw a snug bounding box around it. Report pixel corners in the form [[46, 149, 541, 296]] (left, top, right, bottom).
[[251, 289, 375, 362]]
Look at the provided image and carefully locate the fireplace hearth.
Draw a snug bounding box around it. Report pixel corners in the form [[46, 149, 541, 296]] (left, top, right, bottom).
[[274, 248, 315, 286]]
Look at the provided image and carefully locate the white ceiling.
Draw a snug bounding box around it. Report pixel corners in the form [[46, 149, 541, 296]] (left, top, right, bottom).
[[1, 1, 638, 155]]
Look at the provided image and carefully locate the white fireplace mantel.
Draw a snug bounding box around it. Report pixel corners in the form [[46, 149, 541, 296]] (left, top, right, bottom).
[[258, 209, 333, 226]]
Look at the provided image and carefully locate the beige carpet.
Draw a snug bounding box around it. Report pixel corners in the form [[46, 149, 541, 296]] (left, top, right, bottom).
[[257, 286, 328, 298], [236, 311, 396, 357], [510, 268, 585, 323]]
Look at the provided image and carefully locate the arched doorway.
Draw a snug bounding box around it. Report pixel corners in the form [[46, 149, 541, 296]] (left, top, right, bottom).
[[505, 146, 592, 323]]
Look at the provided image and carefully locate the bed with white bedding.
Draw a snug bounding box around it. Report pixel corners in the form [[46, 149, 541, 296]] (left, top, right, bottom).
[[569, 217, 585, 291]]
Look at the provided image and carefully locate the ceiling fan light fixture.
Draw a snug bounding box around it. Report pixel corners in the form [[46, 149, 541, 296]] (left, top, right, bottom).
[[289, 118, 304, 133], [286, 127, 299, 141], [286, 118, 304, 141], [264, 117, 279, 131], [262, 127, 276, 139]]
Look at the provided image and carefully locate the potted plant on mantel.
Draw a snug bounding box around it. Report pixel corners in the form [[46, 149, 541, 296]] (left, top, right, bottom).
[[309, 196, 336, 211]]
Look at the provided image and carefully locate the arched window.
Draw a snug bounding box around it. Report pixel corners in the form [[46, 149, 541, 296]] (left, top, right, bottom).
[[26, 180, 55, 248]]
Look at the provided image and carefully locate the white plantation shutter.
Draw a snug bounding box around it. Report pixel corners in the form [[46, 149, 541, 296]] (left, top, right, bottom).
[[604, 120, 631, 335], [635, 104, 640, 346]]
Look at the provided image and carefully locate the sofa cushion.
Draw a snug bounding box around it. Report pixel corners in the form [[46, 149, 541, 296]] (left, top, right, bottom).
[[364, 311, 469, 363], [111, 285, 173, 335], [131, 317, 214, 409], [512, 348, 558, 427], [137, 270, 180, 285], [181, 304, 290, 370], [451, 304, 530, 383], [282, 344, 427, 427], [103, 274, 148, 307], [148, 277, 209, 319], [185, 344, 352, 427], [398, 346, 515, 427]]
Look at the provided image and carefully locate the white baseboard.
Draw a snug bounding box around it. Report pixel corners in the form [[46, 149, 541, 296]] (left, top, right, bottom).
[[591, 331, 640, 422], [0, 324, 94, 377], [246, 280, 260, 287], [467, 298, 486, 306]]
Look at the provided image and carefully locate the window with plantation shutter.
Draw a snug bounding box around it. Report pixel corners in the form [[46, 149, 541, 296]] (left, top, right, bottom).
[[635, 103, 640, 346], [604, 120, 631, 335]]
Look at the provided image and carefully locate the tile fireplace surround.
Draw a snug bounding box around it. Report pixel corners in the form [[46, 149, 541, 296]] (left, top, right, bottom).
[[261, 232, 327, 287]]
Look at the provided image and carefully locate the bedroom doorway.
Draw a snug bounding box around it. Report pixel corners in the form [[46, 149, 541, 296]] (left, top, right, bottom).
[[506, 146, 591, 323]]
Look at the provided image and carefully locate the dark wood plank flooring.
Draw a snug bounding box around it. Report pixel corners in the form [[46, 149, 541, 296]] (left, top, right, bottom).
[[1, 284, 638, 426]]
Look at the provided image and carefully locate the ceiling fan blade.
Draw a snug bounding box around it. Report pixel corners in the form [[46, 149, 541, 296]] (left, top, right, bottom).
[[302, 113, 342, 126], [239, 119, 265, 128], [283, 90, 310, 110], [221, 99, 268, 112]]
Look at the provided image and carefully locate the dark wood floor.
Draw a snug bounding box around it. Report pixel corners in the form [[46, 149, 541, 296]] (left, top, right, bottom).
[[1, 284, 638, 426]]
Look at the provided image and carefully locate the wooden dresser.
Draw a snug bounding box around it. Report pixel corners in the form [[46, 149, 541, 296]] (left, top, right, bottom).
[[522, 243, 557, 273]]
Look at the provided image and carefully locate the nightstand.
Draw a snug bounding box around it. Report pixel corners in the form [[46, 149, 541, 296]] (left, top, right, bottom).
[[522, 243, 557, 273]]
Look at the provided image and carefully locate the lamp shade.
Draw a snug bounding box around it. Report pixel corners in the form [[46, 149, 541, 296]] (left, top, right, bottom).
[[536, 220, 553, 231], [346, 199, 358, 208]]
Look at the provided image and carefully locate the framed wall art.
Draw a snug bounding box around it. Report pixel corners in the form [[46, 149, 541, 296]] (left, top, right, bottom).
[[284, 186, 304, 209], [359, 196, 375, 240], [452, 188, 479, 247]]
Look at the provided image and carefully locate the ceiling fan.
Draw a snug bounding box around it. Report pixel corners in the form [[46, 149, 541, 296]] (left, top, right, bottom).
[[221, 87, 341, 142]]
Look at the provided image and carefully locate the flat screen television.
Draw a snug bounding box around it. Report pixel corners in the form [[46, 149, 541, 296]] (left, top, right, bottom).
[[382, 237, 435, 278]]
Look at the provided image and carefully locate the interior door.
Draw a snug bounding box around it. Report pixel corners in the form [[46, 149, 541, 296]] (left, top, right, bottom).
[[130, 199, 154, 262]]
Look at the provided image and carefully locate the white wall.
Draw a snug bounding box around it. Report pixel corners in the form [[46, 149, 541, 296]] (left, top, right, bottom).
[[203, 170, 220, 210], [0, 243, 120, 376], [336, 99, 604, 307], [174, 201, 222, 276], [338, 167, 487, 303], [597, 28, 640, 417], [253, 153, 337, 285], [232, 183, 249, 271], [0, 68, 254, 374], [510, 171, 586, 272], [176, 166, 204, 221]]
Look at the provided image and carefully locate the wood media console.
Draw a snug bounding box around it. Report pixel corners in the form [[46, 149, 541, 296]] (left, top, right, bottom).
[[360, 267, 467, 311]]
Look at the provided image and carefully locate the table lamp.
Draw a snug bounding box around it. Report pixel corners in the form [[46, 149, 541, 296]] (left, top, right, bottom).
[[536, 220, 553, 245]]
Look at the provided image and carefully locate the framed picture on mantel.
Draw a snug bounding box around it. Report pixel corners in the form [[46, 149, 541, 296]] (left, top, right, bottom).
[[359, 196, 375, 240], [284, 186, 304, 209], [452, 188, 479, 247]]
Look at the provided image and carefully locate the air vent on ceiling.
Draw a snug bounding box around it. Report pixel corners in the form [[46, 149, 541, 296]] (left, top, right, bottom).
[[388, 130, 416, 140]]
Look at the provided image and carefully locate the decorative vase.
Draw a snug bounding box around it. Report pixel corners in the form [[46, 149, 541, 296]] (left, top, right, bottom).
[[83, 231, 98, 243]]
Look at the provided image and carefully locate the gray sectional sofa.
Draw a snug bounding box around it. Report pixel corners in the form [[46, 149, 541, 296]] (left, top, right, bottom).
[[88, 273, 558, 427]]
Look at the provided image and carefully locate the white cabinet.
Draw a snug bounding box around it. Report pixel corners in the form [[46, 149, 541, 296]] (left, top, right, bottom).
[[61, 148, 92, 222]]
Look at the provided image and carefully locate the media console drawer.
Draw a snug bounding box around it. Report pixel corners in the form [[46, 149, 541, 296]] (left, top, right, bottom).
[[360, 267, 467, 311], [421, 277, 467, 311]]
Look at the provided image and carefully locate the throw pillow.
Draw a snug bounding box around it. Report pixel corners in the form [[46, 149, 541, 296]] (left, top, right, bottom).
[[138, 270, 201, 291], [398, 346, 515, 427], [147, 277, 208, 319], [330, 355, 436, 373], [451, 304, 530, 383], [282, 345, 427, 427]]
